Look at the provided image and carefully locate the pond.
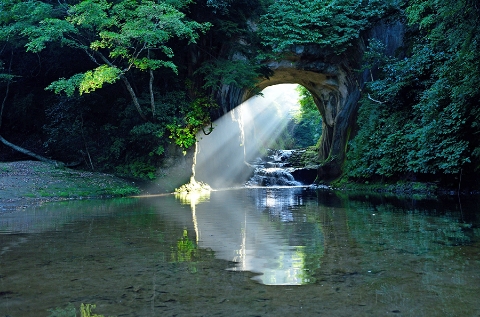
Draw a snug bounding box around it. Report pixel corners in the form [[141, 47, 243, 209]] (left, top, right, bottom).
[[1, 187, 480, 316]]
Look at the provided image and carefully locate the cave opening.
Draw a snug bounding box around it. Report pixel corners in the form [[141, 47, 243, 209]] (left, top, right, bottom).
[[193, 84, 321, 189]]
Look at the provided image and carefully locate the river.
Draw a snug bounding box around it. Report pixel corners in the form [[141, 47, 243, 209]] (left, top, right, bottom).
[[1, 187, 479, 316]]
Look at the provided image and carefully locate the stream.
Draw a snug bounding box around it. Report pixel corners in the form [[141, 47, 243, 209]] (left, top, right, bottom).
[[1, 187, 479, 316]]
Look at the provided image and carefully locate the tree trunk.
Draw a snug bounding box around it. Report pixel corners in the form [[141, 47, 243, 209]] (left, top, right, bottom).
[[120, 74, 147, 121], [0, 135, 63, 166], [95, 51, 147, 121], [148, 49, 156, 117], [149, 69, 155, 117]]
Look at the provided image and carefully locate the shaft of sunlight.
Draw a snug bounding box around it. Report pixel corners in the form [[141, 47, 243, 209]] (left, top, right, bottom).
[[194, 84, 300, 189]]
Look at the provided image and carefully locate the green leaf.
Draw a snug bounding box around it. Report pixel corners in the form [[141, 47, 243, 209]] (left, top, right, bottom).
[[79, 65, 122, 94]]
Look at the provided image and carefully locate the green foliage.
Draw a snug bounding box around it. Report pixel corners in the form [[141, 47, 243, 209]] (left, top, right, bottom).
[[345, 0, 480, 181], [46, 66, 122, 96], [258, 0, 394, 54], [195, 58, 260, 91], [345, 98, 409, 178], [116, 160, 157, 180], [0, 0, 55, 46], [167, 123, 197, 149], [291, 86, 322, 148], [110, 185, 140, 197], [6, 0, 210, 98], [205, 0, 233, 14], [130, 122, 165, 156], [79, 303, 108, 317], [0, 72, 14, 82], [171, 229, 198, 262], [167, 95, 217, 149], [79, 65, 123, 94], [47, 303, 111, 317]]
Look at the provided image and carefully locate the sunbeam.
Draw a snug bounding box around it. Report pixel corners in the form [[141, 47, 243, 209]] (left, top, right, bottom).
[[194, 84, 300, 189]]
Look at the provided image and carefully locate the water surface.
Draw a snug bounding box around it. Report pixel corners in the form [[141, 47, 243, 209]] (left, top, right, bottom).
[[1, 188, 479, 316]]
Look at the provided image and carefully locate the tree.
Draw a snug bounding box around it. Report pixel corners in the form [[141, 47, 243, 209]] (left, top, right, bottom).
[[0, 3, 66, 164], [0, 0, 213, 171], [12, 0, 210, 121]]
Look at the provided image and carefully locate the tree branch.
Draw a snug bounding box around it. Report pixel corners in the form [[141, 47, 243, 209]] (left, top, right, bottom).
[[0, 135, 64, 166], [96, 51, 147, 121], [367, 93, 385, 104]]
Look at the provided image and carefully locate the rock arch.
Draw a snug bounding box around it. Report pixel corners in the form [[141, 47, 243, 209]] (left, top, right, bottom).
[[159, 20, 406, 190], [213, 19, 405, 182]]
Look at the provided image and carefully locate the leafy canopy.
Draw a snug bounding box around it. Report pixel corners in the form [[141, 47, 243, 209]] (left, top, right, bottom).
[[258, 0, 393, 54], [11, 0, 210, 96], [345, 0, 480, 180]]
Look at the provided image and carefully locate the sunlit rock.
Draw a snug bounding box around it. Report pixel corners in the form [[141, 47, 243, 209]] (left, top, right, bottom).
[[175, 179, 212, 194]]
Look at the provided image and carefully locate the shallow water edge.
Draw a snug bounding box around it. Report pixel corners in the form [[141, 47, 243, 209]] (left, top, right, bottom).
[[1, 187, 479, 316]]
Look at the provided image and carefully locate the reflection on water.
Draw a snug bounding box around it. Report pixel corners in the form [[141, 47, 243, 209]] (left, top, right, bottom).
[[177, 187, 322, 285], [1, 188, 480, 316]]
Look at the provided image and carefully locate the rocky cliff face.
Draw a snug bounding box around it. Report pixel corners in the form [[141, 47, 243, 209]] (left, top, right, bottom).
[[213, 18, 405, 182]]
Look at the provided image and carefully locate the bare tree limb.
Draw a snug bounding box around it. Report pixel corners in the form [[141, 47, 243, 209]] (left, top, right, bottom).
[[0, 135, 63, 166], [367, 93, 385, 104]]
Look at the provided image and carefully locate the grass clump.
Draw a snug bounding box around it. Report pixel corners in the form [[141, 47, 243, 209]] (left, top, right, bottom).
[[47, 303, 111, 317], [109, 185, 141, 197]]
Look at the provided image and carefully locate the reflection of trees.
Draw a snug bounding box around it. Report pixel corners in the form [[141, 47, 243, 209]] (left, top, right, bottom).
[[335, 193, 478, 315], [171, 229, 197, 263], [342, 199, 473, 253]]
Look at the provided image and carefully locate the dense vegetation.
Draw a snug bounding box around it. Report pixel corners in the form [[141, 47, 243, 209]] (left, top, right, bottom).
[[1, 0, 479, 188], [0, 0, 269, 178], [344, 0, 480, 188]]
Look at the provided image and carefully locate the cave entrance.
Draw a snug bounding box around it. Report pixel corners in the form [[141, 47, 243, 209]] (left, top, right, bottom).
[[194, 84, 321, 189]]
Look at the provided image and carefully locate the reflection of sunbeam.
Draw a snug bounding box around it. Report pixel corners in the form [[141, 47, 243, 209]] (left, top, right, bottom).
[[233, 210, 247, 270], [169, 187, 323, 285], [174, 190, 211, 244], [195, 84, 300, 189]]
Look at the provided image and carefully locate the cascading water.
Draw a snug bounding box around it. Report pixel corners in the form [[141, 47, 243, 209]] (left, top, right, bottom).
[[245, 149, 303, 187]]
